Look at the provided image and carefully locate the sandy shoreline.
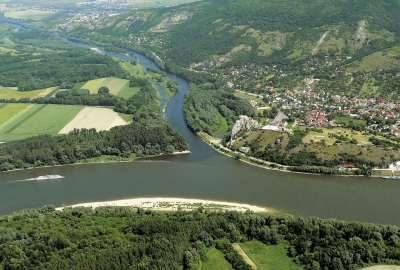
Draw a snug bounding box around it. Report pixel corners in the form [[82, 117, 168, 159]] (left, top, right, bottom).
[[55, 197, 272, 213]]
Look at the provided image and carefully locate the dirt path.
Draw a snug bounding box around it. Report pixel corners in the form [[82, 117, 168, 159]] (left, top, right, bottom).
[[361, 266, 400, 270], [232, 243, 259, 270]]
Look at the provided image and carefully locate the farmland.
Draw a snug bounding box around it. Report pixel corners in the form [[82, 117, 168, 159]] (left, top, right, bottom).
[[58, 107, 127, 134], [0, 104, 83, 142], [81, 77, 139, 99], [9, 104, 83, 135], [0, 86, 57, 100]]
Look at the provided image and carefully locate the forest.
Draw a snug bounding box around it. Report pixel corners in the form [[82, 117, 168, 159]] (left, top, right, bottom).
[[0, 50, 126, 91], [0, 206, 399, 269], [183, 84, 255, 134]]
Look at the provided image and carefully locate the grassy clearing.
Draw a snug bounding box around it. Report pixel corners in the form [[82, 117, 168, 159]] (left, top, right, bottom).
[[302, 127, 371, 146], [201, 248, 233, 270], [81, 77, 138, 99], [0, 87, 50, 99], [239, 241, 301, 270], [118, 113, 134, 123], [132, 0, 201, 8], [234, 91, 258, 100], [334, 116, 366, 126], [213, 113, 229, 137], [120, 61, 148, 78], [346, 52, 400, 72], [5, 9, 55, 20], [8, 105, 83, 135]]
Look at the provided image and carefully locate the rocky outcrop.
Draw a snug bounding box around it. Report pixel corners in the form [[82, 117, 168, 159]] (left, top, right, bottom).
[[230, 115, 259, 145], [151, 12, 192, 30]]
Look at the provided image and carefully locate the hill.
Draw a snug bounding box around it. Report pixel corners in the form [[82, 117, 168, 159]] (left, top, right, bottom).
[[55, 0, 400, 101], [65, 0, 400, 66]]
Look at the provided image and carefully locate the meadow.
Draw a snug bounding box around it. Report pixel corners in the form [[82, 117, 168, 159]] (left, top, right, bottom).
[[201, 248, 232, 270], [81, 77, 139, 99], [239, 241, 302, 270], [4, 9, 56, 20]]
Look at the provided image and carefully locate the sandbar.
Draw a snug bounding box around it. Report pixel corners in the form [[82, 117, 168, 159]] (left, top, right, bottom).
[[56, 197, 272, 213]]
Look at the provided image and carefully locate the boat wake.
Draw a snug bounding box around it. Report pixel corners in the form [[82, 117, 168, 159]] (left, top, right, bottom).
[[1, 175, 65, 184]]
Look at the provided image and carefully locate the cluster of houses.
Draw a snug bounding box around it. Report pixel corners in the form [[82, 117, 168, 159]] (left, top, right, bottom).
[[299, 109, 330, 127]]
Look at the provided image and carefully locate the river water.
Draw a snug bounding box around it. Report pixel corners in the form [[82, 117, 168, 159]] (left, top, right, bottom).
[[1, 25, 400, 225]]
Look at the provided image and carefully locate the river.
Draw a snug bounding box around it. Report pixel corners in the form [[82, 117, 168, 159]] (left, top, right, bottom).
[[1, 25, 400, 225]]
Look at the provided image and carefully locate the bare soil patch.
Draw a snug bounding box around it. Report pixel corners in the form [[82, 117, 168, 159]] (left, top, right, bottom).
[[58, 107, 127, 134]]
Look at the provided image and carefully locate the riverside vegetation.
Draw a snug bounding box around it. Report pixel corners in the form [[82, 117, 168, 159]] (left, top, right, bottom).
[[0, 206, 399, 269]]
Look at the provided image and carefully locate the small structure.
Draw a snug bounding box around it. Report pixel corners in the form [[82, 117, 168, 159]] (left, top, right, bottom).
[[238, 147, 250, 154], [343, 164, 356, 169]]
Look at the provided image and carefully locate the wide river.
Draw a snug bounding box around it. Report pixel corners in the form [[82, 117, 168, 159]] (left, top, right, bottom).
[[1, 26, 400, 225]]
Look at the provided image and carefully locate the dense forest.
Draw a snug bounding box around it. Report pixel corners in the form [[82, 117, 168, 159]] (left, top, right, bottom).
[[0, 206, 399, 269], [0, 121, 188, 171], [0, 50, 126, 91], [183, 84, 255, 134]]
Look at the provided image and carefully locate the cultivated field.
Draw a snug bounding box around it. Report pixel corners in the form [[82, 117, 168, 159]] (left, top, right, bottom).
[[9, 104, 83, 135], [0, 104, 83, 142], [4, 9, 55, 20], [81, 77, 139, 99], [0, 86, 56, 100], [58, 107, 127, 134]]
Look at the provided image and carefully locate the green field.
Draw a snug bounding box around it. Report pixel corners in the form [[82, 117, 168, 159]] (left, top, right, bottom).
[[213, 112, 229, 137], [0, 87, 53, 100], [201, 248, 233, 270], [81, 77, 139, 99], [0, 104, 39, 134], [4, 9, 56, 20], [0, 104, 83, 142], [239, 241, 301, 270], [120, 61, 148, 77], [0, 104, 31, 127], [129, 0, 201, 8]]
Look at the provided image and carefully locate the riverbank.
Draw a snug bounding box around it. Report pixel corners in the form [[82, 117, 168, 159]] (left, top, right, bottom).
[[198, 132, 378, 177], [0, 150, 191, 174], [55, 197, 273, 213]]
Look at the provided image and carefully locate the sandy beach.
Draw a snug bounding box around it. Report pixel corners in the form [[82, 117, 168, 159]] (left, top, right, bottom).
[[55, 197, 272, 213]]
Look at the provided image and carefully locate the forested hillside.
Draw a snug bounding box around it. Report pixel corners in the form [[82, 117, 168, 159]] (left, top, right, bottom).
[[64, 0, 400, 65], [0, 206, 399, 269]]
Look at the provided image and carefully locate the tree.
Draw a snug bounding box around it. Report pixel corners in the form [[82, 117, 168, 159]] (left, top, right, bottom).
[[98, 86, 110, 94]]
